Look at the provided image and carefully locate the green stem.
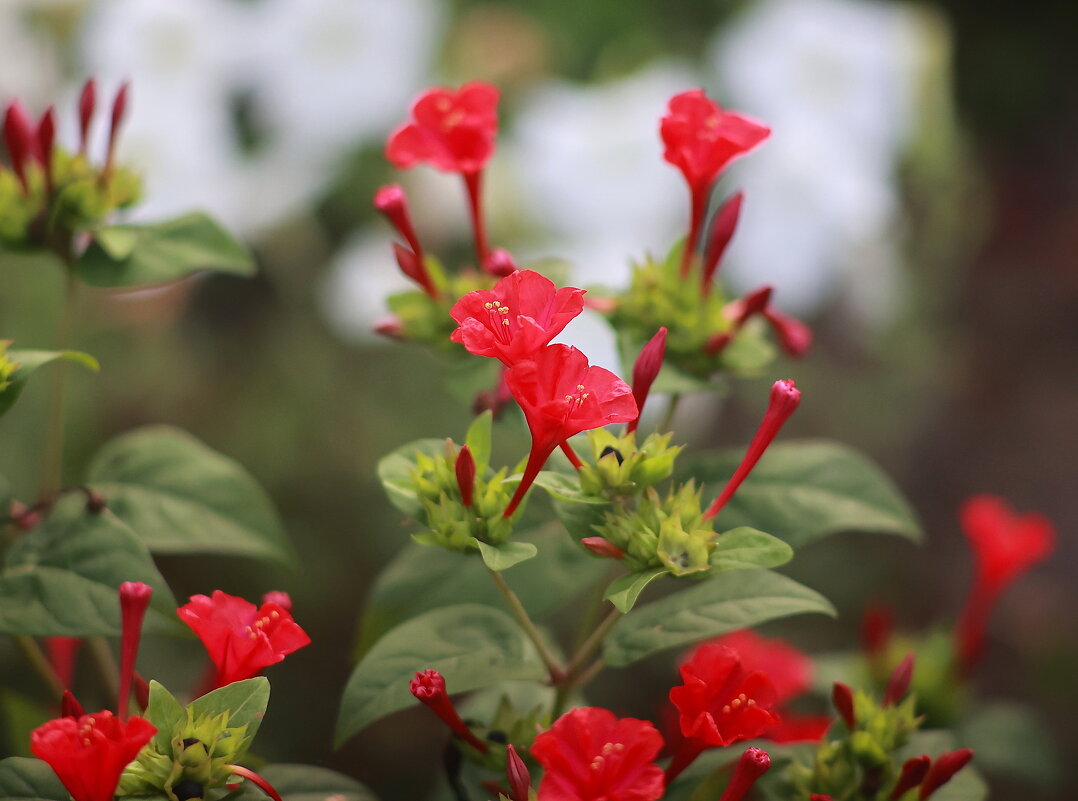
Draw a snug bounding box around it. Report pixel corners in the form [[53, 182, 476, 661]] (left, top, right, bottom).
[[88, 636, 119, 702], [38, 270, 78, 502], [565, 607, 621, 680], [574, 657, 604, 688], [487, 568, 564, 683], [14, 635, 65, 702], [658, 392, 682, 434]]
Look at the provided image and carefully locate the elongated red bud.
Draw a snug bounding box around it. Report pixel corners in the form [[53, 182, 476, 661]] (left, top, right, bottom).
[[456, 445, 476, 507], [701, 191, 744, 293], [374, 184, 425, 259], [374, 315, 405, 341], [78, 78, 96, 154], [261, 591, 292, 612], [764, 308, 812, 357], [810, 796, 834, 801], [890, 755, 930, 799], [3, 101, 36, 191], [118, 581, 152, 719], [483, 247, 518, 277], [860, 602, 893, 659], [628, 327, 667, 433], [705, 331, 732, 355], [36, 107, 55, 191], [392, 243, 439, 299], [832, 681, 856, 729], [718, 747, 771, 801], [581, 537, 626, 559], [46, 637, 82, 689], [919, 749, 973, 799], [883, 653, 915, 706], [409, 669, 489, 753], [104, 81, 129, 174], [727, 285, 773, 327], [703, 379, 800, 521], [133, 672, 150, 712], [506, 744, 532, 801], [60, 690, 85, 719]]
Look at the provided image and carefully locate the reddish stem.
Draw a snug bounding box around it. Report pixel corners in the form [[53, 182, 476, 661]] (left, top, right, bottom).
[[559, 441, 583, 470], [463, 170, 490, 268], [229, 765, 283, 801], [679, 184, 708, 278]]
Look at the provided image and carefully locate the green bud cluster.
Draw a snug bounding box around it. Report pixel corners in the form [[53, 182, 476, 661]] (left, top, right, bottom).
[[408, 439, 519, 550], [118, 709, 251, 801], [387, 266, 495, 349], [578, 429, 681, 498], [872, 630, 966, 728], [0, 341, 17, 393], [606, 243, 775, 379], [786, 691, 922, 801], [0, 151, 140, 251], [593, 481, 715, 576]]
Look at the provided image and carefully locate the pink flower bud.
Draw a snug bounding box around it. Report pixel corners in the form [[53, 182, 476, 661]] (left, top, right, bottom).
[[374, 184, 425, 260], [261, 591, 292, 612], [702, 192, 744, 293], [703, 379, 800, 521], [580, 537, 626, 559], [373, 316, 405, 341], [883, 653, 915, 706], [483, 248, 518, 277], [78, 78, 96, 155], [727, 285, 773, 327], [506, 744, 532, 801], [628, 327, 667, 433], [919, 749, 973, 799], [832, 681, 856, 729], [890, 755, 930, 800], [456, 445, 476, 507], [764, 308, 812, 358]]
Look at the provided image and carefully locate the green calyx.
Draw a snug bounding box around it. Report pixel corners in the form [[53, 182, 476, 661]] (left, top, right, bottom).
[[787, 690, 924, 801], [387, 266, 495, 348], [593, 481, 715, 576], [578, 429, 681, 498], [408, 439, 519, 551], [0, 149, 141, 251], [0, 341, 18, 393], [606, 241, 775, 379], [118, 709, 252, 801]]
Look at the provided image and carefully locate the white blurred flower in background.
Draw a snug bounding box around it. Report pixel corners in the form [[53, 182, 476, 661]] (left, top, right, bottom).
[[709, 0, 927, 321], [0, 5, 63, 105]]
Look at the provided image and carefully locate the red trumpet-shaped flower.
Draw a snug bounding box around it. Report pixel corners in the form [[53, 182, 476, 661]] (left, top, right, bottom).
[[387, 82, 499, 175], [118, 581, 152, 720], [660, 90, 769, 276], [409, 669, 489, 753], [718, 747, 771, 801], [31, 711, 156, 801], [532, 707, 665, 801], [451, 270, 586, 366], [703, 379, 800, 521], [627, 327, 667, 434], [954, 495, 1054, 673], [502, 345, 637, 517], [178, 590, 310, 690]]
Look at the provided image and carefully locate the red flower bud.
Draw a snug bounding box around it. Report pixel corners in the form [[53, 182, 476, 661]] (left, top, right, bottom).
[[703, 379, 800, 521], [456, 445, 476, 507], [61, 690, 85, 719], [860, 602, 894, 659], [763, 308, 812, 358], [701, 192, 744, 293], [832, 681, 856, 729], [718, 747, 771, 801], [132, 673, 150, 712], [374, 184, 426, 264], [392, 243, 439, 299], [104, 82, 129, 174], [409, 669, 489, 753], [373, 315, 405, 341], [810, 796, 834, 801], [483, 247, 518, 277], [261, 591, 292, 612], [3, 101, 37, 191], [78, 78, 97, 155], [118, 582, 152, 720], [628, 327, 667, 433], [890, 755, 930, 800], [581, 536, 626, 559], [46, 637, 82, 689], [36, 107, 56, 191], [705, 331, 732, 356], [883, 652, 915, 707], [726, 285, 774, 327], [919, 749, 973, 799], [506, 744, 531, 801]]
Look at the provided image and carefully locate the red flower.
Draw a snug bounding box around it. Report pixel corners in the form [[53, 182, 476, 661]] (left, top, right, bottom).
[[502, 345, 637, 516], [955, 496, 1055, 672], [386, 82, 499, 175], [450, 270, 586, 366], [31, 711, 156, 801], [177, 590, 310, 689], [670, 644, 781, 747], [661, 90, 769, 195], [532, 707, 665, 801], [700, 629, 811, 704]]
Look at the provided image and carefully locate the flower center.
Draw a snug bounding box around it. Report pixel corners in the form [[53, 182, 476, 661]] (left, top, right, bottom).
[[720, 692, 756, 715], [484, 300, 512, 344]]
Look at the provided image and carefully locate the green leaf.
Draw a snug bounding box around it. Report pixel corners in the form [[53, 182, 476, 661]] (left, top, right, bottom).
[[87, 425, 292, 562], [0, 501, 178, 637], [959, 703, 1061, 787], [473, 539, 538, 571], [224, 764, 380, 801], [336, 604, 545, 745], [531, 471, 608, 504], [710, 527, 793, 573], [602, 569, 835, 667], [678, 440, 922, 548], [0, 350, 99, 417], [0, 757, 68, 801], [376, 438, 447, 517], [604, 568, 668, 614], [76, 212, 255, 287], [190, 677, 270, 745], [356, 526, 605, 654], [144, 681, 186, 752], [465, 411, 493, 473]]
